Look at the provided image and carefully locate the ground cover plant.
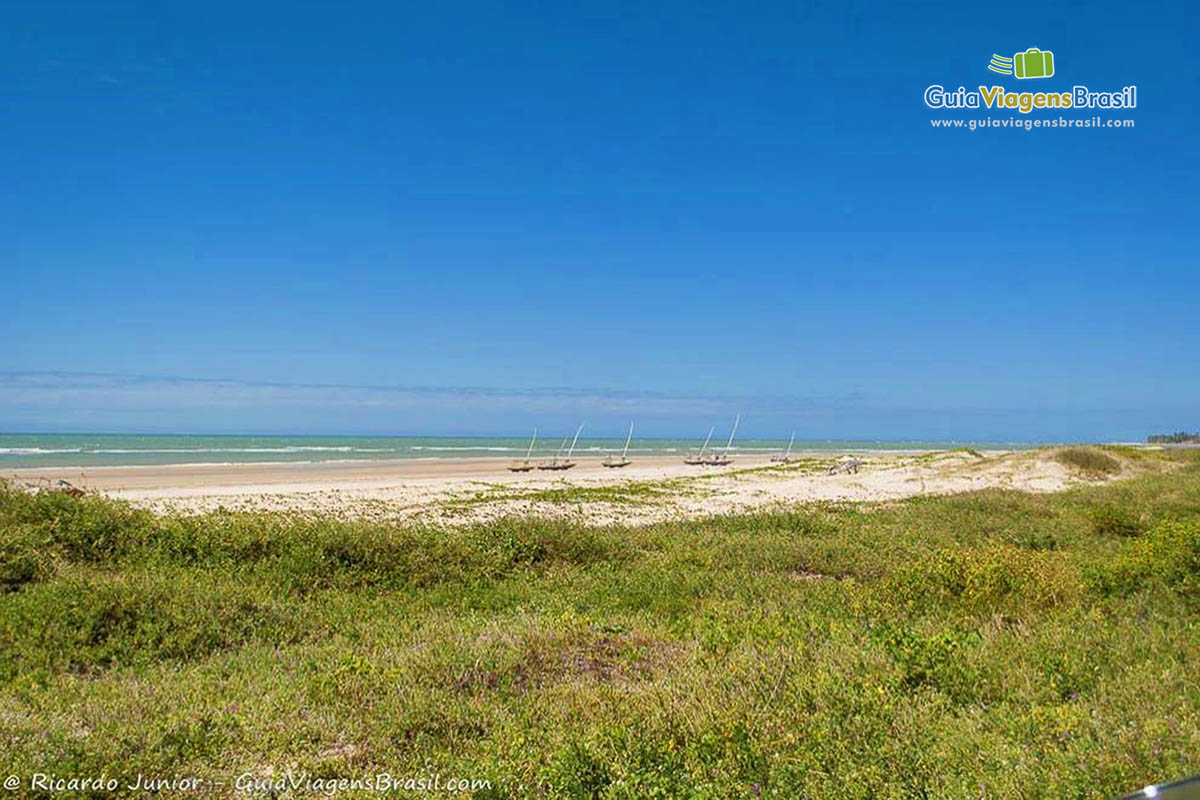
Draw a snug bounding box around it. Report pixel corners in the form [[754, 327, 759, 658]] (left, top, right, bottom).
[[1057, 448, 1123, 477], [1, 448, 1198, 798]]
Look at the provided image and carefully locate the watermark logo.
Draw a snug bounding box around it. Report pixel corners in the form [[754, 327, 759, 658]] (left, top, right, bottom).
[[924, 45, 1136, 118], [988, 54, 1014, 75], [989, 48, 1056, 79]]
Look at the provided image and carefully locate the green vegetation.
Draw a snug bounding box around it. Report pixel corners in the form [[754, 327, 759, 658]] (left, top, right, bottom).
[[444, 478, 705, 511], [1148, 431, 1199, 444], [1089, 503, 1145, 538], [438, 458, 841, 515], [2, 451, 1199, 798], [1056, 446, 1122, 476]]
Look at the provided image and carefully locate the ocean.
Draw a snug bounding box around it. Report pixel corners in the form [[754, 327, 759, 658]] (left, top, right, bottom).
[[0, 434, 1052, 470]]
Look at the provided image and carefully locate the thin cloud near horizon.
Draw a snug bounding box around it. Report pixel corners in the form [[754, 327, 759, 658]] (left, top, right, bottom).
[[0, 370, 867, 408], [0, 371, 1182, 440]]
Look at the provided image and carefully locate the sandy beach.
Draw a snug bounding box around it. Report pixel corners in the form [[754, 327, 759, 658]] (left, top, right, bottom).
[[7, 447, 1150, 526]]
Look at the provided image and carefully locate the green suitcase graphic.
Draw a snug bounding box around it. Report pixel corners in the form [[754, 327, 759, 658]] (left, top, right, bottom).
[[1014, 47, 1054, 79]]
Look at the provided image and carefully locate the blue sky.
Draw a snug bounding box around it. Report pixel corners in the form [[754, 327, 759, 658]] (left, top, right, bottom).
[[2, 1, 1196, 439]]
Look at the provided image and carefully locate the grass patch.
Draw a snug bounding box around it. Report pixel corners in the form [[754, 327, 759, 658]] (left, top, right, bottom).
[[1090, 503, 1145, 538], [1056, 446, 1122, 476], [440, 477, 709, 511], [2, 451, 1199, 797], [0, 569, 305, 685]]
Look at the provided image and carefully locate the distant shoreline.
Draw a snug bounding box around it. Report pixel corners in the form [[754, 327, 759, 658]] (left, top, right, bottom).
[[0, 433, 1086, 471], [5, 447, 1014, 474]]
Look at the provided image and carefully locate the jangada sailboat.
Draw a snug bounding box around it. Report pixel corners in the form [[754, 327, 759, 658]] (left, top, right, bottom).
[[603, 421, 634, 468], [771, 431, 798, 463], [704, 413, 740, 466], [683, 426, 715, 465], [508, 428, 538, 472], [539, 423, 583, 470]]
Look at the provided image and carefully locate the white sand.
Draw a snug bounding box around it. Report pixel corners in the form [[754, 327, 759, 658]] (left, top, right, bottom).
[[7, 448, 1147, 526]]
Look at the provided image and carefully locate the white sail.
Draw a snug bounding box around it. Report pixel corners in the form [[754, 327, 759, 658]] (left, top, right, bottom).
[[566, 423, 584, 459], [723, 413, 741, 455]]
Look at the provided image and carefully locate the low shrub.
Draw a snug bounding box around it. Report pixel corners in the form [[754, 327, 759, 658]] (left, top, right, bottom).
[[0, 481, 629, 593], [1056, 448, 1121, 476], [0, 483, 154, 563], [872, 623, 980, 702], [0, 525, 55, 593], [1090, 504, 1144, 538], [1087, 518, 1200, 595], [883, 543, 1081, 613], [0, 571, 305, 683]]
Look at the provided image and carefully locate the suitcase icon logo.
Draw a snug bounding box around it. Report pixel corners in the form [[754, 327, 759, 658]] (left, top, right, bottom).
[[987, 48, 1055, 79]]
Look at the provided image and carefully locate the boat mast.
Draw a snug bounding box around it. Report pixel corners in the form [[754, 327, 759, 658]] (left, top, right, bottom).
[[566, 423, 584, 459], [698, 426, 714, 458], [723, 413, 741, 455], [621, 421, 633, 460], [525, 428, 538, 460], [785, 431, 794, 458]]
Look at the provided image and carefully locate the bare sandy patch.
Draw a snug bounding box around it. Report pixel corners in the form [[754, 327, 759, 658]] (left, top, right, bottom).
[[7, 447, 1167, 526]]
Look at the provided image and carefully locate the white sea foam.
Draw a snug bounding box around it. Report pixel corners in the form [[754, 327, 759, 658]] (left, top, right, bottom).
[[409, 446, 520, 452]]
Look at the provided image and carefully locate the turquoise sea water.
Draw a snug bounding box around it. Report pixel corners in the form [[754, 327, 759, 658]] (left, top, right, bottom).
[[0, 434, 1054, 470]]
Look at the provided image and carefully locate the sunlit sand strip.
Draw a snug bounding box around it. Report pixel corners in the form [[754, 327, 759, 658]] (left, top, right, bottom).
[[8, 448, 1162, 527]]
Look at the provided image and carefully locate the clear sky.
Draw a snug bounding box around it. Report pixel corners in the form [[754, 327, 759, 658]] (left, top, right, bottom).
[[2, 1, 1196, 439]]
